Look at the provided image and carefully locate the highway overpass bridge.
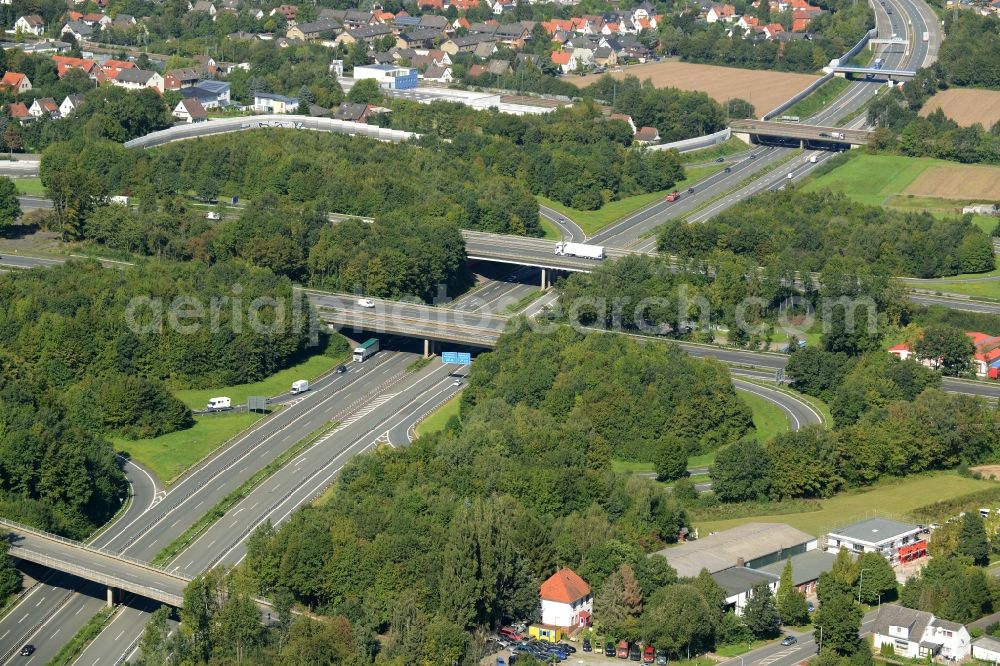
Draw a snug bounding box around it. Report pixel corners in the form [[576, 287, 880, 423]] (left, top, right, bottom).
[[461, 230, 649, 278], [831, 65, 917, 81], [728, 120, 873, 147], [2, 518, 190, 608]]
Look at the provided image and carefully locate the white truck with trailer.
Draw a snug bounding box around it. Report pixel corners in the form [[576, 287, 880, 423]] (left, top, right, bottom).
[[554, 242, 605, 260]]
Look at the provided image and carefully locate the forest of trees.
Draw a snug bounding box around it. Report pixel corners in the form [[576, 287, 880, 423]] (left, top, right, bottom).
[[130, 328, 776, 664], [657, 189, 995, 278]]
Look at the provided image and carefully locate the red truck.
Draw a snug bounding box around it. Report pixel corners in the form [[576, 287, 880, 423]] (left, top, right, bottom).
[[665, 192, 680, 202]]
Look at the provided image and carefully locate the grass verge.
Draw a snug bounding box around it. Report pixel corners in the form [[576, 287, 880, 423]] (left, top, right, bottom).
[[12, 177, 44, 196], [679, 137, 749, 163], [152, 421, 338, 566], [173, 342, 349, 411], [506, 289, 544, 314], [737, 387, 791, 444], [714, 639, 774, 657], [46, 606, 116, 666], [407, 356, 432, 373], [538, 216, 562, 240], [695, 470, 997, 536], [783, 77, 851, 120], [414, 393, 462, 438], [114, 412, 265, 486], [908, 283, 1000, 300], [537, 164, 726, 235]]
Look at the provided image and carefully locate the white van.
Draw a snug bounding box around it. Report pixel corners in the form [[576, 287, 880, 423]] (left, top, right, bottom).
[[809, 156, 818, 163], [291, 379, 309, 394], [787, 172, 794, 180], [206, 211, 221, 220], [206, 396, 231, 411]]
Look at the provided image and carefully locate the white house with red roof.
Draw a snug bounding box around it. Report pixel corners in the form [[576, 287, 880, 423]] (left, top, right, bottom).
[[0, 72, 31, 94], [539, 568, 593, 629], [888, 331, 1000, 378]]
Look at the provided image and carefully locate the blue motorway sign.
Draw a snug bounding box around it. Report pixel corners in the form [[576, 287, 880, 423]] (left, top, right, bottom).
[[442, 352, 472, 365]]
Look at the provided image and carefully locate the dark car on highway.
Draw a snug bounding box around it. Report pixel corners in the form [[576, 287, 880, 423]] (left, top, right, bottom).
[[20, 646, 34, 657]]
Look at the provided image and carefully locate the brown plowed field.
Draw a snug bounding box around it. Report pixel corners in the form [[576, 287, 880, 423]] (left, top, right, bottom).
[[920, 88, 1000, 127], [567, 60, 820, 115], [903, 163, 1000, 199]]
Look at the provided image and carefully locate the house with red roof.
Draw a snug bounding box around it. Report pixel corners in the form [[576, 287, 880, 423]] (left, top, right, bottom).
[[0, 72, 31, 94], [763, 22, 785, 38], [539, 568, 592, 629], [7, 102, 31, 121], [889, 331, 1000, 378], [51, 55, 99, 78]]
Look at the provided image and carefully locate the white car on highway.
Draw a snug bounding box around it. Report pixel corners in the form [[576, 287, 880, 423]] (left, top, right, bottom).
[[357, 298, 376, 308]]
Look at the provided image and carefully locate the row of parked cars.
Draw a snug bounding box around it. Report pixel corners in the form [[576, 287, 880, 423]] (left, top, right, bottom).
[[586, 638, 666, 664]]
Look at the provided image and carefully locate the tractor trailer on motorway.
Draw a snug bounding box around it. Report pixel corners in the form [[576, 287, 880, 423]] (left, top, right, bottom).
[[554, 242, 605, 260]]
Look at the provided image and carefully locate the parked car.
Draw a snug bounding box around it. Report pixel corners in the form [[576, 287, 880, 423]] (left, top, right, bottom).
[[357, 298, 375, 308], [617, 640, 630, 659], [807, 601, 815, 613], [497, 658, 507, 666], [582, 638, 592, 652], [781, 636, 798, 646], [629, 644, 642, 661], [656, 650, 668, 665], [606, 642, 617, 657], [643, 645, 656, 663], [500, 627, 521, 642]]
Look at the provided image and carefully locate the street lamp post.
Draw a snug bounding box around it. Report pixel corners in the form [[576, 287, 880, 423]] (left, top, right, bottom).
[[858, 568, 870, 604]]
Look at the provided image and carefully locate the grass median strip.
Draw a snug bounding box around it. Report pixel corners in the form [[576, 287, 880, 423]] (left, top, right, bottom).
[[506, 289, 544, 314], [152, 421, 339, 566], [46, 606, 116, 666]]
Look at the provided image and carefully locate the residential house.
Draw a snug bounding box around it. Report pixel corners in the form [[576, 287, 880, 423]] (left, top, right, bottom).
[[191, 0, 217, 16], [515, 52, 541, 67], [706, 3, 738, 21], [539, 568, 592, 629], [100, 59, 134, 79], [15, 15, 46, 36], [762, 22, 785, 38], [872, 605, 970, 661], [593, 46, 617, 66], [191, 55, 218, 75], [492, 0, 517, 14], [473, 40, 497, 58], [468, 63, 487, 77], [326, 8, 376, 29], [7, 101, 30, 121], [712, 567, 780, 615], [182, 80, 231, 108], [417, 0, 444, 10], [889, 331, 1000, 378], [634, 126, 660, 144], [270, 5, 297, 23], [28, 97, 58, 117], [163, 67, 201, 89], [452, 0, 479, 8], [335, 24, 392, 46], [61, 20, 94, 41], [173, 97, 207, 122], [333, 102, 373, 122], [494, 21, 531, 46], [486, 59, 510, 75], [972, 636, 1000, 664], [112, 68, 164, 93], [441, 34, 494, 54], [550, 49, 573, 73], [422, 64, 452, 83], [825, 518, 926, 565], [253, 91, 298, 113], [58, 93, 84, 116], [755, 549, 838, 597], [286, 17, 341, 41], [110, 14, 136, 28], [51, 55, 98, 78], [418, 14, 450, 31], [395, 27, 442, 49], [0, 71, 31, 94], [608, 112, 636, 134]]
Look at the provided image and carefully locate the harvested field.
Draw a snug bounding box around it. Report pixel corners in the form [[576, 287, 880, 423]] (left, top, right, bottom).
[[567, 60, 820, 115], [903, 163, 1000, 200], [920, 88, 1000, 128], [973, 465, 1000, 481]]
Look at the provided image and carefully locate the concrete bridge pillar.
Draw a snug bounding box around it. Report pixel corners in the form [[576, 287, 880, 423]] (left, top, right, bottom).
[[541, 268, 547, 289], [423, 339, 434, 359], [107, 587, 115, 607]]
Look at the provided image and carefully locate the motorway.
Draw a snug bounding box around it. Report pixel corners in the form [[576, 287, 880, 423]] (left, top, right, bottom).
[[0, 348, 448, 664]]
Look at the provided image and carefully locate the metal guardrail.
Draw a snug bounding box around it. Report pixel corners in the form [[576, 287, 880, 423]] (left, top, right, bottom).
[[762, 72, 835, 120], [649, 128, 732, 153]]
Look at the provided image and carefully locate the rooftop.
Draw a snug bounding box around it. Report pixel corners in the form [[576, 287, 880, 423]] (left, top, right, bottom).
[[540, 568, 591, 604], [757, 549, 838, 585], [829, 518, 921, 546], [711, 567, 779, 597], [653, 523, 815, 577]]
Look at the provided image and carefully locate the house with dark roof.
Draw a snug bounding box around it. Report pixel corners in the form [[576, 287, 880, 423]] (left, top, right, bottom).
[[15, 15, 46, 36], [872, 605, 970, 661], [539, 568, 592, 629], [755, 549, 838, 597], [286, 17, 341, 40], [164, 67, 202, 89], [395, 27, 442, 48], [112, 68, 164, 92], [336, 23, 392, 46], [972, 635, 1000, 664], [712, 567, 780, 615], [59, 93, 85, 116], [173, 97, 208, 122], [333, 102, 373, 122], [422, 64, 452, 83], [61, 20, 94, 41]]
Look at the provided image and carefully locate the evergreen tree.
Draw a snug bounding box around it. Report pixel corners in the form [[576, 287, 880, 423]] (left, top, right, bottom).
[[776, 559, 809, 626], [956, 511, 990, 566], [0, 177, 20, 233], [595, 564, 643, 633], [742, 583, 781, 638]]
